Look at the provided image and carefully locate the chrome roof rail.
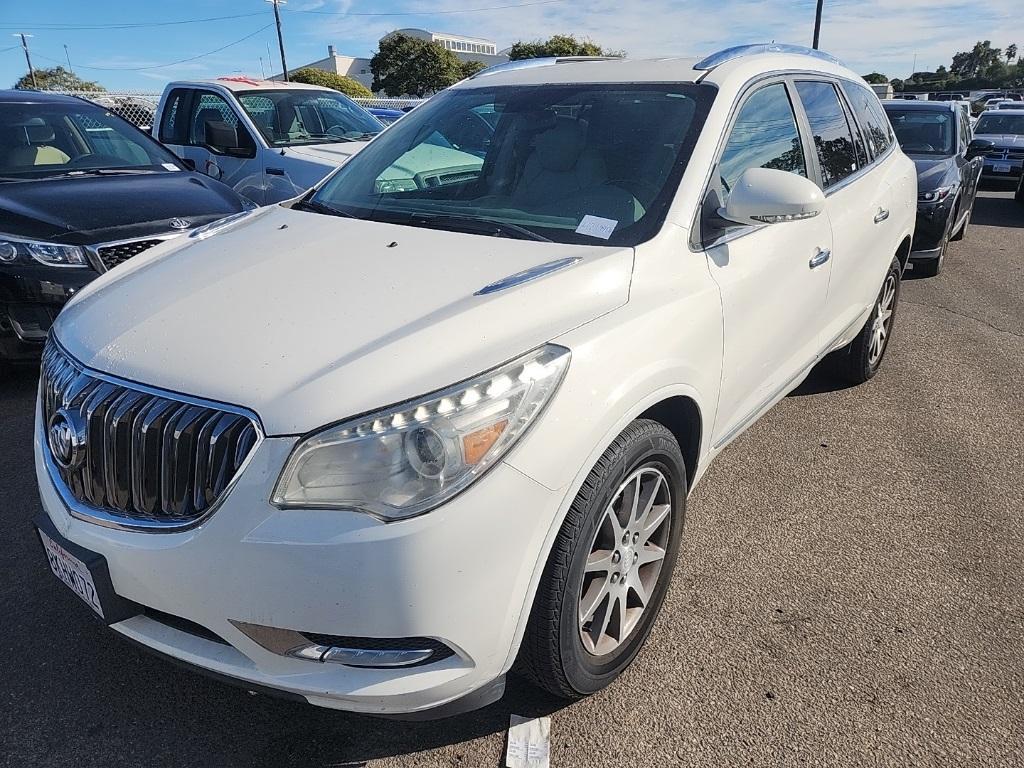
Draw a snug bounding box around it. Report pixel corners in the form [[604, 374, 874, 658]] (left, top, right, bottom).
[[469, 56, 621, 80], [694, 43, 845, 71]]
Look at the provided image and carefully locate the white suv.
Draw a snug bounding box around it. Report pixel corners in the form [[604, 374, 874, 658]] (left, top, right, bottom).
[[34, 44, 916, 718]]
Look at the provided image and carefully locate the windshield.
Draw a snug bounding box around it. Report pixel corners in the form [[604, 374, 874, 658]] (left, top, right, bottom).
[[885, 109, 955, 155], [975, 113, 1024, 136], [0, 100, 181, 180], [237, 89, 382, 146], [309, 83, 715, 246]]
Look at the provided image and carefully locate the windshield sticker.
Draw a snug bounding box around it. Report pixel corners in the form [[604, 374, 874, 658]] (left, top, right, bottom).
[[575, 215, 618, 240], [162, 163, 181, 171]]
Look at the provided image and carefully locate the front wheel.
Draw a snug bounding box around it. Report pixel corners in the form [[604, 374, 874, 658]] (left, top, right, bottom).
[[827, 257, 902, 385], [517, 419, 686, 699]]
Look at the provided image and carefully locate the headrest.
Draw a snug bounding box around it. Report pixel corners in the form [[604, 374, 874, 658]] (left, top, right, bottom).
[[533, 117, 585, 173], [25, 123, 56, 144]]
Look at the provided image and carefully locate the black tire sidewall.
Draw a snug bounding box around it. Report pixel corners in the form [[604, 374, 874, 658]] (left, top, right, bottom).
[[555, 428, 686, 695]]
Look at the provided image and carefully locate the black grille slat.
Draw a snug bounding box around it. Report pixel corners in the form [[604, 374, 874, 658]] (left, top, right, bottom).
[[39, 341, 260, 528], [95, 239, 164, 271]]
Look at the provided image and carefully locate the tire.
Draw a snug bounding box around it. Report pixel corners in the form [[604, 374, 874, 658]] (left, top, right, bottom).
[[517, 419, 687, 699], [950, 196, 970, 241], [827, 256, 901, 385], [915, 208, 953, 278]]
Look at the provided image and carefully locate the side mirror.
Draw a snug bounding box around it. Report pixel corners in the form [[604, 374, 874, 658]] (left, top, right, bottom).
[[205, 120, 249, 156], [966, 138, 994, 159], [179, 157, 196, 171], [719, 167, 824, 227]]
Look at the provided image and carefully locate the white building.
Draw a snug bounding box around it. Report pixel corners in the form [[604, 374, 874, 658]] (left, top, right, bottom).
[[272, 45, 374, 90], [384, 28, 508, 66]]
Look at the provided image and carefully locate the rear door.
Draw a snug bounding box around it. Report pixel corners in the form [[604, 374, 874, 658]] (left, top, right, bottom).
[[703, 80, 834, 447], [796, 80, 895, 348]]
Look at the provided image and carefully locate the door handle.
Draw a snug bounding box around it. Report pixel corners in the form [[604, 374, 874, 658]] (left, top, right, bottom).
[[266, 167, 285, 176], [873, 208, 890, 224], [809, 247, 831, 268]]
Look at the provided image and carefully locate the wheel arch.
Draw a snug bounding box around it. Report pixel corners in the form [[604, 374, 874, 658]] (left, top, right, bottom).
[[896, 234, 912, 272], [637, 395, 702, 490]]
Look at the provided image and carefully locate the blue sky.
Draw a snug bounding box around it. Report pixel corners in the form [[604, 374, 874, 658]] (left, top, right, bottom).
[[1, 0, 1021, 92]]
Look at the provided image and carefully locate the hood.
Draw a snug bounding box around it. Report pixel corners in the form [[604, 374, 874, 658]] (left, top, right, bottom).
[[0, 171, 246, 245], [910, 156, 956, 190], [54, 205, 633, 435], [283, 139, 371, 166], [974, 133, 1024, 148]]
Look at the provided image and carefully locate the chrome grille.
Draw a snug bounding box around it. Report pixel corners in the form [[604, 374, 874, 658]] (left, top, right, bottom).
[[94, 238, 165, 271], [40, 341, 261, 530]]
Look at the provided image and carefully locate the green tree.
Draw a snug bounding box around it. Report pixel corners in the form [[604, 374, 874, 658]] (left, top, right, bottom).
[[508, 34, 619, 60], [862, 72, 889, 84], [1006, 43, 1018, 63], [14, 66, 104, 91], [950, 40, 1003, 78], [889, 78, 904, 92], [370, 32, 462, 97], [460, 60, 488, 79], [289, 67, 372, 98]]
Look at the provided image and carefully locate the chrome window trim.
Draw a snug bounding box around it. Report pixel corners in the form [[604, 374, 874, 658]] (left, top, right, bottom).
[[40, 336, 266, 533], [87, 232, 184, 273]]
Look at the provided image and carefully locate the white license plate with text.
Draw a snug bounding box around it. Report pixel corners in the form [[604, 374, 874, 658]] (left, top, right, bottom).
[[39, 530, 105, 618]]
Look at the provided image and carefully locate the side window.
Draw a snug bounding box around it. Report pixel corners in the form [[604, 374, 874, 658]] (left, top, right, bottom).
[[185, 91, 255, 158], [795, 81, 859, 187], [844, 82, 894, 159], [718, 83, 807, 200], [158, 89, 190, 145]]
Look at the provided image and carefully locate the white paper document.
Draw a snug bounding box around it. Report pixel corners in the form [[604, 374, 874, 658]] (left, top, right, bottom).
[[575, 215, 618, 240], [506, 714, 551, 768]]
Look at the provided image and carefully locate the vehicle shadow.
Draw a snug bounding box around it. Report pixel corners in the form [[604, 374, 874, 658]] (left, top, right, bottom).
[[971, 189, 1023, 228], [787, 363, 859, 397]]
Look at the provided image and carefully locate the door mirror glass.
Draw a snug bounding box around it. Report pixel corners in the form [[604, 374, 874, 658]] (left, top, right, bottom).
[[966, 138, 994, 159], [719, 167, 824, 226]]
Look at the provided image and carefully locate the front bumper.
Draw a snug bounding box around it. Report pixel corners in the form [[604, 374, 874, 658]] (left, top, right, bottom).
[[910, 199, 955, 256], [34, 403, 564, 716], [0, 265, 96, 362]]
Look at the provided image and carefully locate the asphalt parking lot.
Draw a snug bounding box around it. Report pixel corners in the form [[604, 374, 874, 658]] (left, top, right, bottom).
[[1, 190, 1021, 768]]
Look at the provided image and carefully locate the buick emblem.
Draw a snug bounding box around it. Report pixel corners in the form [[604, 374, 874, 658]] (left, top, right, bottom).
[[169, 218, 191, 230], [47, 409, 86, 471]]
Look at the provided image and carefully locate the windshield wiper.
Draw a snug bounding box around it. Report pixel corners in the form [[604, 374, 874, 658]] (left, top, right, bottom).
[[50, 168, 159, 178], [406, 213, 552, 243], [293, 198, 357, 218]]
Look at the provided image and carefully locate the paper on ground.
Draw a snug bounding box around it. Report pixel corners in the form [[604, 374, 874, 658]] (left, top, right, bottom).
[[506, 714, 551, 768]]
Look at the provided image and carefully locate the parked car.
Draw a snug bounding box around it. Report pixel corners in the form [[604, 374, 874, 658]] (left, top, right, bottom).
[[154, 77, 383, 205], [367, 107, 405, 125], [971, 109, 1024, 185], [0, 90, 250, 368], [1016, 171, 1024, 204], [883, 99, 984, 276], [34, 45, 916, 718]]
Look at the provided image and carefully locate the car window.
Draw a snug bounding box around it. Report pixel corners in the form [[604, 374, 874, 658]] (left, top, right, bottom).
[[158, 89, 189, 145], [0, 102, 180, 179], [236, 89, 381, 147], [795, 81, 860, 188], [311, 83, 716, 247], [718, 83, 807, 200], [843, 82, 893, 159], [975, 114, 1024, 135], [188, 92, 241, 146], [884, 109, 955, 155]]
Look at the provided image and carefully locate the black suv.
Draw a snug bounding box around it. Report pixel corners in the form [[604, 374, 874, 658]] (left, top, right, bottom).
[[0, 90, 249, 367], [883, 99, 985, 277]]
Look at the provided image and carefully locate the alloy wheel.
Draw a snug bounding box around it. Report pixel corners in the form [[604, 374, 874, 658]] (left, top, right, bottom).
[[578, 466, 672, 656], [868, 274, 897, 367]]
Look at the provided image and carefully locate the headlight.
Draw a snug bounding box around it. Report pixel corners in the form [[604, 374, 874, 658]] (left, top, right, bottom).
[[0, 234, 88, 267], [918, 186, 954, 203], [272, 344, 570, 520]]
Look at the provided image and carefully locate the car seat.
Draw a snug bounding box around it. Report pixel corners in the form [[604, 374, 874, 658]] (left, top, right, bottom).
[[5, 119, 70, 167]]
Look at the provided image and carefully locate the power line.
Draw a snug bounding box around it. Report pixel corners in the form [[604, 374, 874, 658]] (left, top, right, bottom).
[[285, 0, 565, 15], [0, 13, 267, 31], [32, 24, 272, 71]]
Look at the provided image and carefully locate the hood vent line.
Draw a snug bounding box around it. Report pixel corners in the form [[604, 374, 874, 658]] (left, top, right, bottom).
[[475, 257, 582, 296]]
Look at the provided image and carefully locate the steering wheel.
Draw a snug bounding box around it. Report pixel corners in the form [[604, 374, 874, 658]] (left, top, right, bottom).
[[901, 142, 935, 153], [67, 152, 131, 168], [326, 125, 363, 140]]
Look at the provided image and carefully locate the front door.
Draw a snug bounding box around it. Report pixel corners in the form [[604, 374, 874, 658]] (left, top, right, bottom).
[[703, 81, 834, 447]]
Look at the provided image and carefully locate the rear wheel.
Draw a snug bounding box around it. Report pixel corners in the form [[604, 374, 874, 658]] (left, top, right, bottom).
[[517, 419, 686, 699], [827, 257, 901, 385]]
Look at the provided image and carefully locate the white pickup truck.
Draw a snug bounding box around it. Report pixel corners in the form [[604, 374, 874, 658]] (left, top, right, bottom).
[[152, 77, 383, 205]]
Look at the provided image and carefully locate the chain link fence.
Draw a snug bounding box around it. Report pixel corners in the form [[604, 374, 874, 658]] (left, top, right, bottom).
[[46, 90, 424, 131]]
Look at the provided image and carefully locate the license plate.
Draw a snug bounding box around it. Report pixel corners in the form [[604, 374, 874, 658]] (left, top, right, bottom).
[[38, 529, 105, 618], [991, 161, 1012, 173]]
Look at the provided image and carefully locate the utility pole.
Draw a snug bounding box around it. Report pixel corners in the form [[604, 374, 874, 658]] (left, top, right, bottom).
[[64, 44, 73, 72], [14, 33, 36, 88], [266, 0, 289, 82], [812, 0, 824, 50]]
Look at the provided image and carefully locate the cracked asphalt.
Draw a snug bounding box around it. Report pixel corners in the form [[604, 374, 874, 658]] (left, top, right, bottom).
[[1, 191, 1021, 768]]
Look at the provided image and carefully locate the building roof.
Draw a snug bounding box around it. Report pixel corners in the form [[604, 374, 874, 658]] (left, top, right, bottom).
[[392, 27, 497, 45]]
